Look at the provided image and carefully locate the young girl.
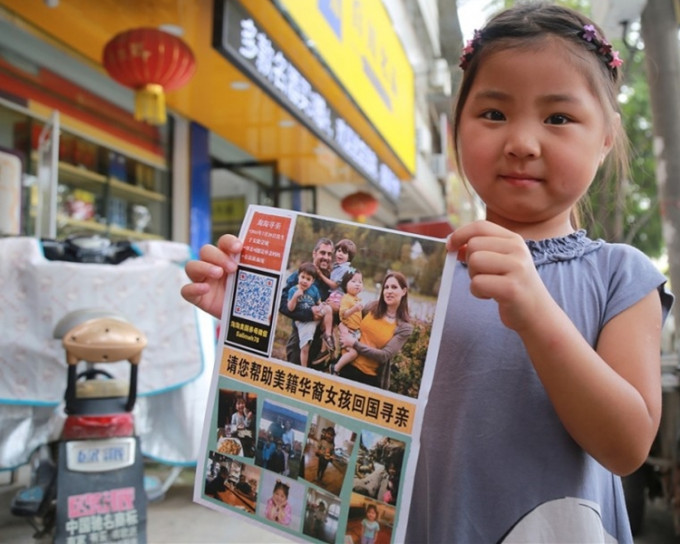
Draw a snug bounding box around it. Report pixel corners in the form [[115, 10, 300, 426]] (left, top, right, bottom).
[[315, 426, 336, 484], [331, 268, 363, 375], [360, 504, 380, 544], [230, 395, 252, 431], [180, 4, 673, 541], [405, 4, 673, 542], [312, 499, 327, 538], [264, 480, 291, 526]]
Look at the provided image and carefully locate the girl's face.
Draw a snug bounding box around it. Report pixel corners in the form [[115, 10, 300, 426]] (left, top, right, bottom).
[[458, 38, 614, 238], [382, 277, 406, 307], [273, 487, 287, 505], [235, 399, 245, 412], [367, 508, 377, 520], [346, 272, 363, 296], [335, 246, 350, 264]]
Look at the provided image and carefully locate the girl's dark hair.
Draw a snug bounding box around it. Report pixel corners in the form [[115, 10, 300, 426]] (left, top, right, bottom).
[[273, 480, 289, 497], [298, 261, 317, 278], [340, 267, 361, 292], [453, 2, 628, 227], [373, 271, 410, 322]]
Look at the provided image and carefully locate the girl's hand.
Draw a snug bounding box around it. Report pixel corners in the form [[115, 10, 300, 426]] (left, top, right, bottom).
[[312, 304, 327, 319], [339, 328, 353, 349], [181, 234, 243, 319], [447, 221, 550, 332]]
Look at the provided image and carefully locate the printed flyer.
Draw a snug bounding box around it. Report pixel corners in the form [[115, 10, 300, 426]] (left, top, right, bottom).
[[194, 205, 454, 543]]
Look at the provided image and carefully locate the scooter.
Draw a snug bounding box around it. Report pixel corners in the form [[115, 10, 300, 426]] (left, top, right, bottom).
[[10, 308, 148, 542], [9, 233, 151, 542]]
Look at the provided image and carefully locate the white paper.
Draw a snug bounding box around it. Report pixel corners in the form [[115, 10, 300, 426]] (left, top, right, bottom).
[[193, 206, 455, 543]]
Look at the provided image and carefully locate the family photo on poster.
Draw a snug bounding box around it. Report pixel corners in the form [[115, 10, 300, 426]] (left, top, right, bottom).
[[273, 213, 447, 399]]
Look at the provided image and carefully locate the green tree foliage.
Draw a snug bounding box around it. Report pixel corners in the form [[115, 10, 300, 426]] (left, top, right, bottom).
[[585, 28, 662, 256], [390, 322, 431, 398]]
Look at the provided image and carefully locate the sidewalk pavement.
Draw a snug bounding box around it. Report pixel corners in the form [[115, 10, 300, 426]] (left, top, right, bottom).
[[0, 466, 294, 544], [2, 464, 677, 543]]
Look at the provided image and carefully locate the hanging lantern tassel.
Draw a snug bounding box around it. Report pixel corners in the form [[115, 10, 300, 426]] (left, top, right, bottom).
[[135, 83, 166, 125], [102, 27, 196, 126]]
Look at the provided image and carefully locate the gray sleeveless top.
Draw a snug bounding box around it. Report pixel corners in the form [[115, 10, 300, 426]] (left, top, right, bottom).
[[406, 231, 673, 543]]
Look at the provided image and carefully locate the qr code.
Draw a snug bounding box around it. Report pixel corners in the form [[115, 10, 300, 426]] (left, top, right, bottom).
[[232, 269, 276, 325]]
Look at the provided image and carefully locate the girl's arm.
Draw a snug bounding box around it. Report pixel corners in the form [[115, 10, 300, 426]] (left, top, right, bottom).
[[317, 270, 337, 289], [340, 299, 362, 320], [449, 220, 663, 476], [352, 322, 414, 366], [282, 502, 292, 525], [181, 234, 242, 319], [264, 499, 275, 520]]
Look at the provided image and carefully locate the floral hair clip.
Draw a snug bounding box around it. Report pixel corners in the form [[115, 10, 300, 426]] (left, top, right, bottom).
[[581, 24, 623, 70], [459, 29, 482, 70]]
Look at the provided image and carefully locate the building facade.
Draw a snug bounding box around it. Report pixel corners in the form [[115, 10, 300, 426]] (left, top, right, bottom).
[[0, 0, 465, 254]]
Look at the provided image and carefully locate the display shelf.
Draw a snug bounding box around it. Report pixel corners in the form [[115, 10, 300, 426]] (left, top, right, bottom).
[[109, 178, 166, 204], [55, 215, 164, 241], [56, 160, 107, 186], [28, 144, 169, 240], [10, 108, 170, 241], [56, 215, 108, 233], [109, 225, 163, 241]]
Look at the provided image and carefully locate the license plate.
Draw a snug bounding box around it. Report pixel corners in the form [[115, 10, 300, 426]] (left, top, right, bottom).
[[65, 437, 136, 473]]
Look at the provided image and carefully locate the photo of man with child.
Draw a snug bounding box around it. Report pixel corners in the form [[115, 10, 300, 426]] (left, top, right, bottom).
[[274, 215, 446, 398]]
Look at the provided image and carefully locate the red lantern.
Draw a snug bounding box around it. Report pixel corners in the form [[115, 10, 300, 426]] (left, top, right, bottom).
[[103, 28, 196, 125], [341, 191, 379, 223]]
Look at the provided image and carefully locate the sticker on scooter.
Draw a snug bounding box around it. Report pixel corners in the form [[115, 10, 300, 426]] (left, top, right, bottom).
[[66, 437, 136, 472]]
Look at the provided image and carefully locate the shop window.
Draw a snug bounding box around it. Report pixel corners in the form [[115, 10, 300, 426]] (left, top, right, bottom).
[[6, 107, 170, 241]]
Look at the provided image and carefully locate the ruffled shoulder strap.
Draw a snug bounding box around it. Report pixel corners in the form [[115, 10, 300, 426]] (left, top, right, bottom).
[[526, 230, 602, 266]]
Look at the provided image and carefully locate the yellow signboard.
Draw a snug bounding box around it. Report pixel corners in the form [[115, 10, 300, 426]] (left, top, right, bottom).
[[278, 0, 415, 174], [212, 196, 246, 223]]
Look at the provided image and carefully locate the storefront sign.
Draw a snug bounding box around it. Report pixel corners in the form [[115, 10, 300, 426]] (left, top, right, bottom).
[[214, 0, 401, 202], [278, 0, 416, 175]]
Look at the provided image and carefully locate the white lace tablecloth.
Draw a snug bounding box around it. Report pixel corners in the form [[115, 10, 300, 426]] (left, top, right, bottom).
[[0, 237, 216, 468]]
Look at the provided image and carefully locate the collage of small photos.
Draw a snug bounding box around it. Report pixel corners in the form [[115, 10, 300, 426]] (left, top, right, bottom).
[[201, 385, 406, 544]]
